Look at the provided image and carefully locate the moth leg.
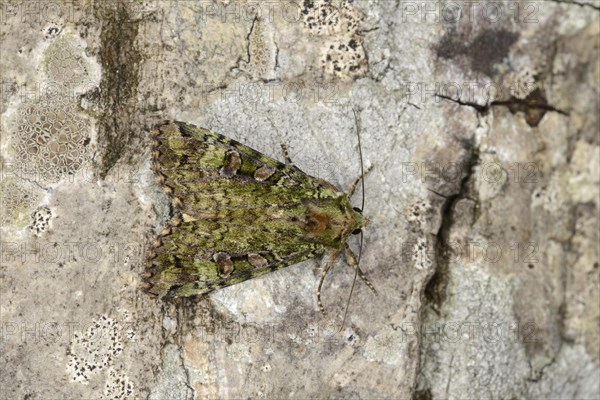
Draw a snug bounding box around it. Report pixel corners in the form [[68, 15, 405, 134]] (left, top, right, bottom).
[[317, 249, 342, 316], [346, 164, 374, 199], [279, 143, 295, 166], [344, 243, 377, 294]]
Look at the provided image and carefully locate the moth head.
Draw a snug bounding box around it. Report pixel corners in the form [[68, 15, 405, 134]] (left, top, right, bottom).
[[351, 206, 369, 231]]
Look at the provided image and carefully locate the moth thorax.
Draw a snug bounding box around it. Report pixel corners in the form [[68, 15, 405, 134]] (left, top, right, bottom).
[[307, 210, 329, 233]]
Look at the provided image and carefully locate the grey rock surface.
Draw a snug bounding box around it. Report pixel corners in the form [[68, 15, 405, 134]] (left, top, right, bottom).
[[1, 1, 598, 399]]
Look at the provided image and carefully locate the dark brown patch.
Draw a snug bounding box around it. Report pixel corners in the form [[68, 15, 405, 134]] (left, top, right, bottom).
[[248, 253, 268, 268], [436, 29, 519, 76], [504, 88, 549, 127], [254, 166, 275, 181], [222, 151, 241, 177], [214, 252, 234, 276]]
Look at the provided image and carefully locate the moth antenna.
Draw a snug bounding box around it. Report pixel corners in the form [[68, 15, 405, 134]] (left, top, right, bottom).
[[352, 108, 366, 212], [340, 231, 363, 332], [339, 109, 368, 332]]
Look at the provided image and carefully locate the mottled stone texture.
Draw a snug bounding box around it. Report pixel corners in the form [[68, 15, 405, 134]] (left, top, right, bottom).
[[1, 1, 598, 399]]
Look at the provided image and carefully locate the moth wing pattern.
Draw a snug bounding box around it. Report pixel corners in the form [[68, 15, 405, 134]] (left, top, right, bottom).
[[145, 121, 349, 298]]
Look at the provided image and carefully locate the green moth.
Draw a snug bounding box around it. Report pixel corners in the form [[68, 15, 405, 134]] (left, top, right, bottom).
[[144, 120, 375, 315]]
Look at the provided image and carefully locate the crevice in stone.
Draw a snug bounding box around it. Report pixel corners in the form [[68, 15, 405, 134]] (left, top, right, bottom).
[[491, 88, 569, 127], [243, 16, 258, 66], [273, 38, 280, 72], [435, 93, 488, 113], [424, 138, 480, 311], [437, 87, 569, 127], [547, 0, 600, 10], [176, 305, 196, 400], [413, 387, 434, 400], [416, 137, 480, 399], [150, 301, 195, 400]]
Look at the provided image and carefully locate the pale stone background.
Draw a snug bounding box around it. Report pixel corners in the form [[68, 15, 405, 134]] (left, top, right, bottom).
[[1, 1, 598, 399]]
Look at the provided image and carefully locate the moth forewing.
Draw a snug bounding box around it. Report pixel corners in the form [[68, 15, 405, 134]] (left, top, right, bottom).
[[144, 120, 375, 313]]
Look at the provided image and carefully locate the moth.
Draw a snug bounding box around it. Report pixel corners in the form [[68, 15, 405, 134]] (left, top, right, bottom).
[[144, 119, 376, 316]]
